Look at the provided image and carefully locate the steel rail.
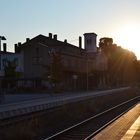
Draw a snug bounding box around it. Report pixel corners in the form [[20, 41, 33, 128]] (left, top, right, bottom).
[[84, 99, 139, 140], [45, 95, 140, 140]]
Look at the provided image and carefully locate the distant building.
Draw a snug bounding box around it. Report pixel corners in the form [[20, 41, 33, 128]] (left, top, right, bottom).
[[1, 53, 23, 73], [0, 43, 24, 89], [0, 43, 23, 76]]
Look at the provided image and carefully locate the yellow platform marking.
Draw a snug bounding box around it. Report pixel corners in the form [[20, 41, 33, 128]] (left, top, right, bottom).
[[121, 115, 140, 140]]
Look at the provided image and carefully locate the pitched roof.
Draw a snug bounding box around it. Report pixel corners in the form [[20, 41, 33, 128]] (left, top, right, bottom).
[[21, 34, 82, 49]]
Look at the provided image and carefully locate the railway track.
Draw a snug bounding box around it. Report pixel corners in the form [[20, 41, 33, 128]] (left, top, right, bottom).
[[45, 96, 140, 140]]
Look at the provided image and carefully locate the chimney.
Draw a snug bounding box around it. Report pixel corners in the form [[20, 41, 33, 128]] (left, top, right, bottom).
[[53, 34, 57, 40], [64, 39, 67, 43], [49, 33, 52, 39], [18, 42, 21, 46], [26, 38, 30, 42], [15, 44, 18, 53], [79, 36, 82, 48], [3, 43, 7, 52]]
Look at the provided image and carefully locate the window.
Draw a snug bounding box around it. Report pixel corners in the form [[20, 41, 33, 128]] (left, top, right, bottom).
[[32, 57, 42, 65], [87, 39, 92, 45], [2, 59, 7, 67], [36, 47, 39, 55], [14, 58, 18, 66], [63, 59, 68, 66]]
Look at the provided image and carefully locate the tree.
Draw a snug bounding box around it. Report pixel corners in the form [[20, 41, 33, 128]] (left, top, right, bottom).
[[4, 60, 16, 77], [51, 53, 64, 88], [3, 59, 17, 88], [99, 37, 137, 87], [133, 60, 140, 84], [43, 51, 64, 91]]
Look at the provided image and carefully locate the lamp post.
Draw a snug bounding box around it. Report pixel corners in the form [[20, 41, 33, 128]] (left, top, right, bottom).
[[0, 36, 6, 70], [0, 36, 6, 98], [0, 36, 6, 51], [73, 74, 78, 90], [86, 53, 89, 91], [48, 49, 56, 90]]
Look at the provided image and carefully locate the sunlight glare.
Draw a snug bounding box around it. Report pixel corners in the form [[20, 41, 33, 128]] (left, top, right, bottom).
[[113, 24, 140, 60]]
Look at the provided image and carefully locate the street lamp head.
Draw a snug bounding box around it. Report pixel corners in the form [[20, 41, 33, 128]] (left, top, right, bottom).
[[0, 36, 6, 40], [0, 36, 6, 52]]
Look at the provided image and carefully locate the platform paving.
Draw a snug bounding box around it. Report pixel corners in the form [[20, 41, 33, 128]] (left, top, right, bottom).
[[92, 103, 140, 140]]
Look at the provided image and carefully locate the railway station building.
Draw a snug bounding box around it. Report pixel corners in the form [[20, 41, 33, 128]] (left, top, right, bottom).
[[1, 32, 108, 91]]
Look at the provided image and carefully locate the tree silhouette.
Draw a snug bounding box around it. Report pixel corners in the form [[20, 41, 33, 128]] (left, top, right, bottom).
[[51, 53, 64, 87], [3, 60, 17, 88], [43, 52, 64, 91], [4, 60, 17, 78], [99, 37, 137, 86]]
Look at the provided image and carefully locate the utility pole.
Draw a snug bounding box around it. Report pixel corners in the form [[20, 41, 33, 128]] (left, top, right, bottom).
[[86, 53, 89, 91], [0, 36, 6, 70], [0, 36, 6, 97]]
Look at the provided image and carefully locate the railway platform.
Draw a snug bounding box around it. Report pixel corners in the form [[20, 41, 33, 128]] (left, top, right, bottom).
[[0, 87, 130, 120], [92, 103, 140, 140]]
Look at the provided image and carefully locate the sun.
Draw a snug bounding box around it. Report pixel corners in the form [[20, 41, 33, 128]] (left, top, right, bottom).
[[112, 24, 140, 60]]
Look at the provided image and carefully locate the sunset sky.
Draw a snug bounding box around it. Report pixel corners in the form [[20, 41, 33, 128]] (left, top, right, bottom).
[[0, 0, 140, 59]]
